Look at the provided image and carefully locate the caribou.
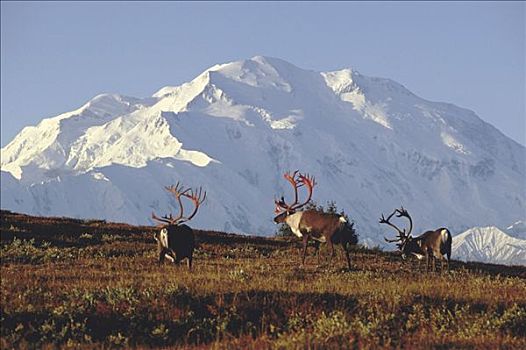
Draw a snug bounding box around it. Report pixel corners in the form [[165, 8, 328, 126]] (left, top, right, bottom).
[[151, 182, 206, 270], [274, 170, 354, 269], [379, 207, 452, 272]]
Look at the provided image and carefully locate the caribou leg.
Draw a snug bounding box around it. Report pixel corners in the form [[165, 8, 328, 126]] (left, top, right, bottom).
[[158, 250, 165, 266], [439, 254, 449, 273], [301, 235, 309, 266], [328, 240, 335, 267], [160, 248, 174, 265], [342, 242, 351, 270], [313, 240, 321, 265], [426, 254, 430, 272]]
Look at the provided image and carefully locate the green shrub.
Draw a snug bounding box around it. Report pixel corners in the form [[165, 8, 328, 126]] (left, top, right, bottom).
[[0, 237, 76, 264]]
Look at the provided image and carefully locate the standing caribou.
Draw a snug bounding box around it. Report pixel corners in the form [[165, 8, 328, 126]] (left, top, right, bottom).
[[274, 170, 355, 269], [379, 207, 452, 272], [151, 182, 206, 270]]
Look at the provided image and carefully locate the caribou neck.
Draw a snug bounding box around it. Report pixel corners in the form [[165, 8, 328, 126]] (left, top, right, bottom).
[[284, 212, 305, 238]]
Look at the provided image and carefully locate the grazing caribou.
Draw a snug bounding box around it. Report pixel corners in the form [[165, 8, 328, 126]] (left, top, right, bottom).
[[151, 182, 206, 270], [379, 207, 452, 272], [274, 171, 354, 269]]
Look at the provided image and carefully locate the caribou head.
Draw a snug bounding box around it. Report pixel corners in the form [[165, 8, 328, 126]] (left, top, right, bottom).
[[273, 170, 316, 223], [379, 206, 413, 255]]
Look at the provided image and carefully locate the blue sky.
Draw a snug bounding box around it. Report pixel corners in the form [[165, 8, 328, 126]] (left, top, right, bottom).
[[1, 1, 524, 146]]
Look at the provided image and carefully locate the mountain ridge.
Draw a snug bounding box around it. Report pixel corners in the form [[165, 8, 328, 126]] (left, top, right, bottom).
[[452, 226, 526, 266]]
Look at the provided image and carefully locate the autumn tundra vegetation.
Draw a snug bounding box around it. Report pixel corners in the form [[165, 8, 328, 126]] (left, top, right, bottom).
[[0, 208, 524, 349], [0, 169, 525, 349]]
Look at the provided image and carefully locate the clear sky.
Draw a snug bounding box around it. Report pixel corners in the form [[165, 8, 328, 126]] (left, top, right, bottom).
[[1, 1, 524, 146]]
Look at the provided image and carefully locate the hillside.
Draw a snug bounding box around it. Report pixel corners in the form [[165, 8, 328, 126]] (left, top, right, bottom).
[[2, 56, 525, 246], [1, 210, 525, 349]]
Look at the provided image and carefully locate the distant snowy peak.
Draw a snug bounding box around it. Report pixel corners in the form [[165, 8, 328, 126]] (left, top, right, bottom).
[[152, 56, 327, 129], [153, 56, 457, 133], [210, 56, 294, 92], [153, 56, 295, 100], [452, 226, 526, 266]]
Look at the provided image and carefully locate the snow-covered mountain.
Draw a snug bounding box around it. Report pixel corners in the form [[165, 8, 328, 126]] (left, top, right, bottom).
[[1, 56, 525, 246], [452, 227, 526, 266]]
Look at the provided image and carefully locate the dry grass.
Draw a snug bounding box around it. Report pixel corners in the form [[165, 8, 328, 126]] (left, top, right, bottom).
[[1, 210, 525, 349]]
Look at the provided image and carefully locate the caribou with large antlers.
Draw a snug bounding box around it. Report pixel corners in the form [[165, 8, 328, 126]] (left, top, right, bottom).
[[151, 182, 206, 270], [274, 170, 354, 269], [379, 207, 452, 272]]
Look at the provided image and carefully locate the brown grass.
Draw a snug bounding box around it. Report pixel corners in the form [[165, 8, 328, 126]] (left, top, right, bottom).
[[1, 210, 525, 349]]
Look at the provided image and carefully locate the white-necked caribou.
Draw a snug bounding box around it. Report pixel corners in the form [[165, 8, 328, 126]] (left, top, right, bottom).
[[274, 170, 355, 269], [379, 207, 452, 272], [151, 182, 206, 270]]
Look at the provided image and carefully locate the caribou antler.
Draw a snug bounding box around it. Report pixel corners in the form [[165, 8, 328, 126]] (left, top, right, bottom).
[[395, 206, 413, 237], [151, 182, 206, 225], [180, 187, 207, 222], [297, 173, 316, 208], [274, 170, 317, 213], [379, 206, 412, 243], [284, 170, 300, 208]]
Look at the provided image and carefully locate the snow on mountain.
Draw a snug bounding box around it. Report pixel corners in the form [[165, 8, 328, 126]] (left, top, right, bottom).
[[452, 227, 526, 266], [506, 221, 526, 240], [1, 56, 525, 246]]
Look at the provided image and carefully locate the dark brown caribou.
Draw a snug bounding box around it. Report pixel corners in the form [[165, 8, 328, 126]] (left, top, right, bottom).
[[274, 170, 354, 269], [379, 206, 452, 272], [151, 182, 206, 270]]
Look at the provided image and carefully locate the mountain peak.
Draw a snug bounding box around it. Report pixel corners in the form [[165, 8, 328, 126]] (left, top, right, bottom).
[[453, 226, 526, 265], [207, 56, 297, 92]]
